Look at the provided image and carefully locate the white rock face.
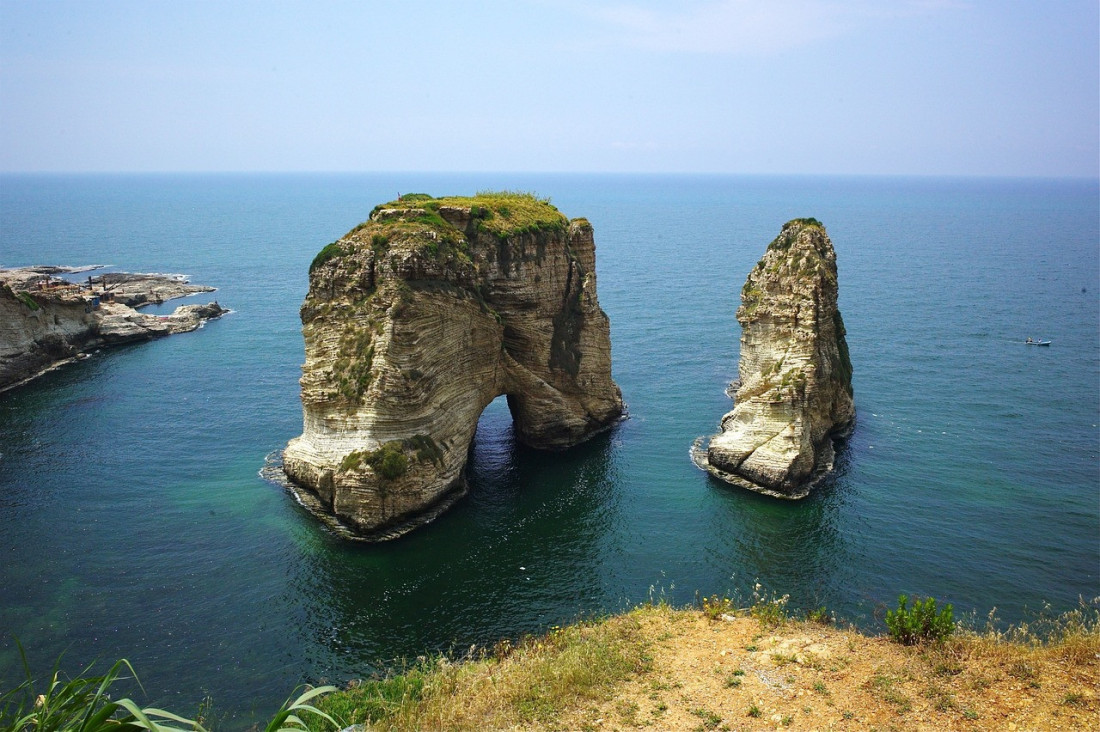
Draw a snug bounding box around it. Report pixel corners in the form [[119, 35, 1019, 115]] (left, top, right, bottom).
[[701, 219, 854, 498], [283, 194, 624, 539]]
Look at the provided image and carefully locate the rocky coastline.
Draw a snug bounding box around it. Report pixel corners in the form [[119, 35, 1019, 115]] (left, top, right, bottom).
[[696, 219, 854, 498], [0, 265, 227, 392]]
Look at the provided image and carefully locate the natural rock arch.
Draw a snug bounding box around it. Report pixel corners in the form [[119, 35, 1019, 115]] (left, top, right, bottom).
[[283, 193, 623, 540]]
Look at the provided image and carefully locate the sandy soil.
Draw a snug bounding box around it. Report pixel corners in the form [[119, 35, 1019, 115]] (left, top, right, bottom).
[[550, 609, 1098, 731]]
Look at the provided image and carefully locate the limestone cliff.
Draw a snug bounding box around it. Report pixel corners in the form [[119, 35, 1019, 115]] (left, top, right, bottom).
[[0, 267, 226, 392], [698, 219, 854, 498], [283, 192, 624, 539]]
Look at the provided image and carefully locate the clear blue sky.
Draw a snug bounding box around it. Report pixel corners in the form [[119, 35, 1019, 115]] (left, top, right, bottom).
[[1, 0, 1097, 176]]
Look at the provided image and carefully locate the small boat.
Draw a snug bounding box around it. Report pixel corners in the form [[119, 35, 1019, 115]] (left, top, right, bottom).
[[1025, 338, 1051, 346]]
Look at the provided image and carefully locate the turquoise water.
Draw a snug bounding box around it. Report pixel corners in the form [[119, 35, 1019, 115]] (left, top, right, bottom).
[[1, 174, 1097, 725]]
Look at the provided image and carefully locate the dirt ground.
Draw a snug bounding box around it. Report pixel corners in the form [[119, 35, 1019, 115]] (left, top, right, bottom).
[[549, 609, 1098, 731]]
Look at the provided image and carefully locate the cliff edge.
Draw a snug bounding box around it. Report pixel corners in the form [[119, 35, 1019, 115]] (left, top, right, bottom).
[[698, 219, 854, 498], [283, 192, 624, 539]]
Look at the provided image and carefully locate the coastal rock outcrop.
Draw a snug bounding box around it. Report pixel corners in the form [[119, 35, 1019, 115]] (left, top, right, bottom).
[[0, 266, 226, 391], [283, 192, 624, 539], [697, 219, 854, 498]]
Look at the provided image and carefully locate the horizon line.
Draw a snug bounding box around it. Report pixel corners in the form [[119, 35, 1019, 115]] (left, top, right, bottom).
[[1, 170, 1096, 182]]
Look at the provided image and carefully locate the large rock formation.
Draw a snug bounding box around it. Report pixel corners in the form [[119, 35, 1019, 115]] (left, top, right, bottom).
[[283, 192, 624, 539], [698, 219, 854, 498], [0, 267, 226, 392]]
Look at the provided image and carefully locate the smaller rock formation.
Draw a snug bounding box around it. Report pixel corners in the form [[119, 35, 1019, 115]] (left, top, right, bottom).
[[696, 219, 854, 498], [0, 266, 226, 391]]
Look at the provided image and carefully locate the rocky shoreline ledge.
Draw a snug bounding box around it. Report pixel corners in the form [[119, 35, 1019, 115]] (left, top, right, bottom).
[[0, 265, 227, 392]]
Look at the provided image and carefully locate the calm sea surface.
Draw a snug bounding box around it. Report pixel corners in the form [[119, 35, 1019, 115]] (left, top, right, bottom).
[[1, 173, 1097, 724]]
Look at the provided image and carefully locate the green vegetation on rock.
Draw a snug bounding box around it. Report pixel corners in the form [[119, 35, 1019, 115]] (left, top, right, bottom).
[[15, 291, 40, 311], [766, 217, 823, 254], [310, 242, 346, 273], [332, 325, 374, 402], [339, 435, 443, 479], [340, 441, 407, 479], [367, 190, 567, 244]]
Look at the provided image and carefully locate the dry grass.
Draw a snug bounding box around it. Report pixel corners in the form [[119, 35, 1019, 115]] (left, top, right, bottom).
[[311, 601, 1099, 731], [314, 612, 650, 731]]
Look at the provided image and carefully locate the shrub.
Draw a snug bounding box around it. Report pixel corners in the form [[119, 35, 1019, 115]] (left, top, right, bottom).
[[310, 242, 345, 273], [885, 594, 955, 645], [373, 444, 408, 480]]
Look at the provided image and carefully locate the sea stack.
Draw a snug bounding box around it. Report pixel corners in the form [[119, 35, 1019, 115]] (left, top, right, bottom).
[[700, 219, 854, 498], [283, 192, 624, 540]]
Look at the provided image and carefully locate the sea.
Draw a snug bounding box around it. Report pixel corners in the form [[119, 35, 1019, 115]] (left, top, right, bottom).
[[1, 173, 1097, 725]]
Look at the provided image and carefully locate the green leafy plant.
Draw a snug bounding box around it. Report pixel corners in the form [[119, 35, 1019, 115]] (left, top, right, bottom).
[[885, 594, 955, 645], [263, 684, 338, 732], [0, 644, 204, 732], [0, 643, 337, 732]]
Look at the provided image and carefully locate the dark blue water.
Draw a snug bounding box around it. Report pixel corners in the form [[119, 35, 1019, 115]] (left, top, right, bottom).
[[1, 174, 1097, 724]]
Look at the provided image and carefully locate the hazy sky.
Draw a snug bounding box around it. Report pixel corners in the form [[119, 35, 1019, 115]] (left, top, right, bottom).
[[1, 0, 1097, 176]]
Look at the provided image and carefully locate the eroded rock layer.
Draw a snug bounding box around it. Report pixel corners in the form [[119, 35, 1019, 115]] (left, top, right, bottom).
[[700, 219, 854, 498], [283, 193, 624, 539]]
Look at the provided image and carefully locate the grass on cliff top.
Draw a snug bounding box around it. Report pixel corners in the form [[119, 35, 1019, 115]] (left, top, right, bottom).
[[305, 597, 1099, 731], [308, 192, 569, 273], [370, 190, 567, 238]]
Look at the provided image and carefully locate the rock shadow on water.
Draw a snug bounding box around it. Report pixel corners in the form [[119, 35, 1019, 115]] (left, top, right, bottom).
[[266, 416, 626, 681], [697, 432, 860, 617]]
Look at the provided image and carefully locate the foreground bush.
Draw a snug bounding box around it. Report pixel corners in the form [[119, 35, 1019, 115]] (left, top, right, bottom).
[[885, 594, 955, 645]]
